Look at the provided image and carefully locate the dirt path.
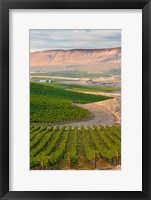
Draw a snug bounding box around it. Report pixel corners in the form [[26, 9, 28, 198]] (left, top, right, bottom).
[[31, 91, 121, 128], [60, 91, 121, 128], [61, 102, 115, 127]]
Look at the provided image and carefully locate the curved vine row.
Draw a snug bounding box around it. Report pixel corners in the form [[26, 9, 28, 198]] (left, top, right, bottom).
[[30, 125, 121, 169], [106, 126, 121, 140], [93, 125, 119, 154], [30, 126, 47, 141], [45, 126, 72, 167], [45, 126, 66, 156], [30, 125, 41, 134], [100, 126, 121, 147], [30, 126, 52, 150], [88, 126, 115, 159], [30, 125, 56, 157]]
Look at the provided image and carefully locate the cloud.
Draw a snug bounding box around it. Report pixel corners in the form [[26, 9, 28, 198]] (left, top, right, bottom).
[[30, 29, 121, 52]]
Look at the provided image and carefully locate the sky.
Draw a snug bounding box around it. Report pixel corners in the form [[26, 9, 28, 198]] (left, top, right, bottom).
[[30, 29, 121, 52]]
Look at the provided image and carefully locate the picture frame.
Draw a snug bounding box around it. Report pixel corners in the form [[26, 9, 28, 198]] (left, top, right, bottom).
[[0, 0, 150, 199]]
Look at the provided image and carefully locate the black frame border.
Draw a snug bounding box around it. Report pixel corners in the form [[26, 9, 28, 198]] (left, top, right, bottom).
[[0, 0, 151, 199]]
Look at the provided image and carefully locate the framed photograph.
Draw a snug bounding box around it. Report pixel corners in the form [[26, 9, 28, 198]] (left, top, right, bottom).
[[0, 0, 150, 199]]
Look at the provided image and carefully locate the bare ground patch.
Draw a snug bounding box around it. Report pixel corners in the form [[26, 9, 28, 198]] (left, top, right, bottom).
[[60, 91, 121, 127], [31, 91, 121, 127]]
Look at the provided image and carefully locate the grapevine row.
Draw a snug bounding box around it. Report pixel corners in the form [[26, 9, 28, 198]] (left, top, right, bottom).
[[106, 126, 121, 140], [81, 126, 94, 161], [45, 126, 66, 156], [30, 125, 41, 134], [100, 126, 121, 148], [94, 125, 119, 154], [30, 125, 121, 169], [69, 126, 78, 164], [30, 126, 47, 141], [30, 125, 35, 130], [30, 126, 65, 168], [45, 126, 72, 167], [30, 126, 52, 150], [88, 126, 115, 159], [31, 126, 58, 157]]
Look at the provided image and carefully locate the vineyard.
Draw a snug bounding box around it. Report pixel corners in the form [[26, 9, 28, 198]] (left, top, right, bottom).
[[41, 82, 119, 93], [30, 125, 121, 170], [30, 83, 110, 123]]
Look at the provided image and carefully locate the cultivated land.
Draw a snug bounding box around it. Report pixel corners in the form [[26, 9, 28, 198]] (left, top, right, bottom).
[[42, 82, 119, 93], [30, 71, 111, 78], [30, 82, 121, 170], [30, 125, 121, 170], [30, 82, 111, 124], [30, 47, 121, 170]]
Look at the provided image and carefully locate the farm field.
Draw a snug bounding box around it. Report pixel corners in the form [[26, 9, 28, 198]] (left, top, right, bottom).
[[30, 82, 111, 124], [31, 70, 111, 78], [40, 82, 120, 93], [30, 30, 122, 171], [30, 125, 121, 170]]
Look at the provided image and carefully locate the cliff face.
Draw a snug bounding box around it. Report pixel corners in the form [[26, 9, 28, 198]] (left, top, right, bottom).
[[30, 47, 121, 72]]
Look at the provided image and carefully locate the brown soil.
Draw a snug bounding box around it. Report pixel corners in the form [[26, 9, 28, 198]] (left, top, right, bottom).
[[59, 91, 121, 127]]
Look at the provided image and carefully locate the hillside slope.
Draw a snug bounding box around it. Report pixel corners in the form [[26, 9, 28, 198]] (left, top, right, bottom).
[[30, 47, 121, 72]]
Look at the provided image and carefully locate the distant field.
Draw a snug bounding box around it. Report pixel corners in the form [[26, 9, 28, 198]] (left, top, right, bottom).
[[30, 83, 110, 124], [30, 70, 111, 78], [30, 125, 121, 170], [42, 82, 120, 93]]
